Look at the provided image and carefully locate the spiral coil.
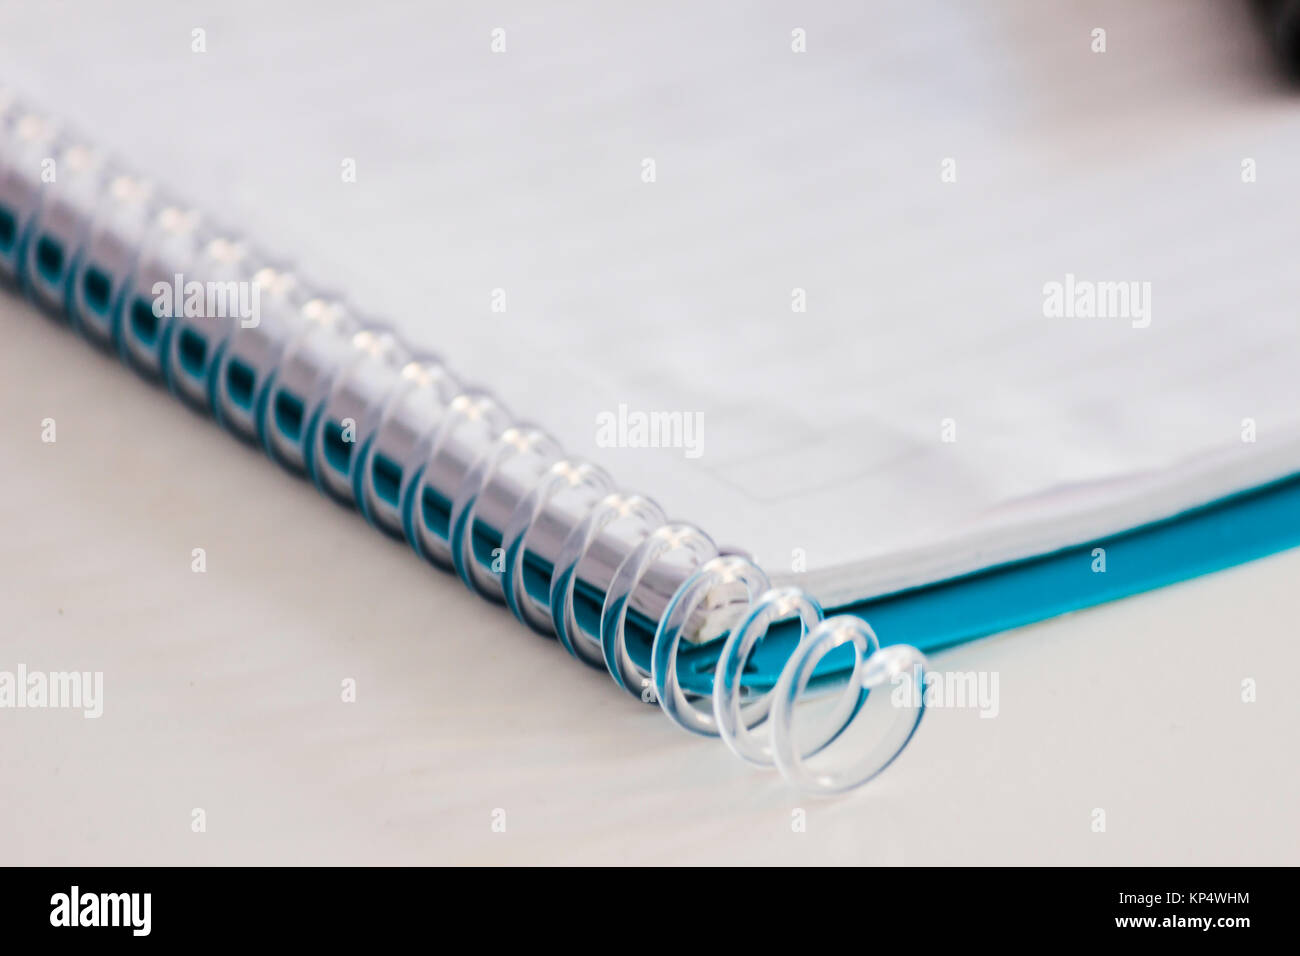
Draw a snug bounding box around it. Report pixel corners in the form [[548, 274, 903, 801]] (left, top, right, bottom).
[[0, 92, 928, 794]]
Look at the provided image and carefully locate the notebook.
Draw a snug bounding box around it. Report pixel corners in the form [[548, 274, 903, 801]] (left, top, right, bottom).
[[3, 0, 1299, 793]]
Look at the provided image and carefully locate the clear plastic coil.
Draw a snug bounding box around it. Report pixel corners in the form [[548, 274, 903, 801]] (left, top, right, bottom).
[[0, 93, 928, 794]]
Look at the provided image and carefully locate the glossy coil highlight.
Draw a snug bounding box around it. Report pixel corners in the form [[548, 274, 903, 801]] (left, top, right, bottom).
[[0, 91, 928, 794]]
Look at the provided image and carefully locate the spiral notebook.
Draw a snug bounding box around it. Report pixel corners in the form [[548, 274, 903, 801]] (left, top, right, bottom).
[[4, 0, 1300, 792]]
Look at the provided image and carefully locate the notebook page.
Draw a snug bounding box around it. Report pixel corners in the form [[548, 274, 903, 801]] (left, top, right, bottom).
[[5, 0, 1298, 605]]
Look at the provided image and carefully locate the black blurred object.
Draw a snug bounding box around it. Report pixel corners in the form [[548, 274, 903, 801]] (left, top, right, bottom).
[[1257, 0, 1300, 75]]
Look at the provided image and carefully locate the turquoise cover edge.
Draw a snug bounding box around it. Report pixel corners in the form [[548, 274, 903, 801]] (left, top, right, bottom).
[[672, 469, 1300, 694], [840, 468, 1300, 655]]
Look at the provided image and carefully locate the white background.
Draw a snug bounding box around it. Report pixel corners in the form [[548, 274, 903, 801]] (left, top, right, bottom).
[[4, 296, 1298, 865], [3, 0, 1299, 864]]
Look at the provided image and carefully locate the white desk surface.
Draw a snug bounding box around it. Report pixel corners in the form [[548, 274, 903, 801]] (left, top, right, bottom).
[[3, 295, 1298, 866]]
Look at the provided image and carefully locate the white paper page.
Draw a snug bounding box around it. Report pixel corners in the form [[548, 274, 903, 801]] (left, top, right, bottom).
[[5, 0, 1299, 605]]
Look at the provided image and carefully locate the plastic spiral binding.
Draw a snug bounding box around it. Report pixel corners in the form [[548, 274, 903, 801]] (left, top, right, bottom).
[[0, 90, 929, 794]]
